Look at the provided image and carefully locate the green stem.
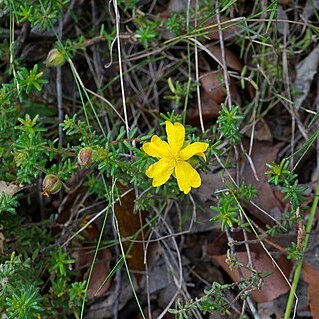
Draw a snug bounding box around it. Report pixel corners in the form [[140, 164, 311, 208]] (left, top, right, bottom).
[[284, 184, 319, 319]]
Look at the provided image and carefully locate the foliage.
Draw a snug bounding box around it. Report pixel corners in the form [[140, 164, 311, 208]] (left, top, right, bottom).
[[0, 0, 318, 318], [216, 104, 244, 144], [0, 250, 85, 319]]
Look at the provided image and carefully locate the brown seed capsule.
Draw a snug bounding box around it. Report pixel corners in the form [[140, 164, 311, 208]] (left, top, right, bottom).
[[42, 174, 62, 196], [77, 147, 93, 166], [46, 48, 65, 67]]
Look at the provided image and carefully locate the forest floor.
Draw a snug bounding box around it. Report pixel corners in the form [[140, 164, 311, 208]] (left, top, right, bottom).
[[2, 1, 319, 318]]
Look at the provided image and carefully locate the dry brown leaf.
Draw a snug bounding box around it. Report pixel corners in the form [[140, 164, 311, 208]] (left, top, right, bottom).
[[86, 278, 134, 318], [73, 246, 112, 298], [197, 141, 284, 225], [115, 187, 147, 282], [208, 244, 291, 302], [206, 44, 243, 72], [0, 232, 5, 253], [188, 70, 240, 124], [72, 219, 113, 298], [200, 70, 227, 103], [294, 44, 319, 108], [257, 296, 286, 318], [243, 119, 273, 142], [188, 92, 221, 125], [205, 43, 255, 100], [302, 263, 319, 318], [188, 43, 253, 125], [195, 169, 236, 203], [242, 141, 285, 225], [86, 248, 113, 298], [277, 6, 290, 35], [302, 0, 319, 21], [0, 181, 22, 196]]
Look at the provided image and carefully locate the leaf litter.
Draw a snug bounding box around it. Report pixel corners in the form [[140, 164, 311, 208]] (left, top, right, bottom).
[[3, 0, 319, 318]]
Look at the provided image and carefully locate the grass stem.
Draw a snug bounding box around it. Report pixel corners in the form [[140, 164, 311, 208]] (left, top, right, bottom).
[[284, 184, 319, 319]]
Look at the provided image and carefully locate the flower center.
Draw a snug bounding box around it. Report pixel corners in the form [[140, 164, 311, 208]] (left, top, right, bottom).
[[168, 148, 181, 164]]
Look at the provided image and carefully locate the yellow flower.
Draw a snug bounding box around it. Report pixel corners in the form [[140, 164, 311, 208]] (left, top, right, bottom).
[[143, 121, 209, 194]]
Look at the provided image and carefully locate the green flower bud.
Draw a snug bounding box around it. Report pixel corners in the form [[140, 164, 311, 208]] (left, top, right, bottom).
[[77, 147, 93, 166], [42, 174, 62, 196], [46, 49, 65, 67]]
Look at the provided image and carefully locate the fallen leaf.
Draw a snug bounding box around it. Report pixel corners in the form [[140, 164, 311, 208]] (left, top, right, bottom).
[[188, 92, 221, 125], [257, 296, 286, 319], [86, 248, 113, 298], [206, 44, 243, 72], [243, 118, 273, 142], [0, 232, 5, 253], [207, 239, 291, 302], [302, 263, 319, 318], [0, 181, 22, 196], [200, 70, 227, 104], [277, 6, 290, 35], [188, 70, 240, 124], [302, 0, 319, 21], [115, 186, 148, 283], [195, 168, 236, 203], [72, 218, 113, 298], [242, 141, 285, 225], [149, 246, 185, 307], [205, 44, 255, 100], [197, 140, 284, 225], [86, 275, 133, 318], [294, 44, 319, 108], [73, 246, 113, 298]]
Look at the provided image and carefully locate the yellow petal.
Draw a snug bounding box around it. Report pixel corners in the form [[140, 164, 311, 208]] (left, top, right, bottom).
[[143, 135, 171, 158], [165, 121, 185, 154], [197, 152, 206, 161], [146, 158, 175, 187], [175, 161, 201, 194], [179, 142, 208, 161]]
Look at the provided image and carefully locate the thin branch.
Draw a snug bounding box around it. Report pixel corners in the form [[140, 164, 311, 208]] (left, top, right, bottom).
[[216, 1, 232, 110], [113, 0, 130, 138]]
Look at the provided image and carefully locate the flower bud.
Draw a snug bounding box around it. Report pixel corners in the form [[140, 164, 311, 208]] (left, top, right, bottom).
[[42, 174, 62, 196], [77, 147, 93, 166], [46, 49, 65, 67]]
